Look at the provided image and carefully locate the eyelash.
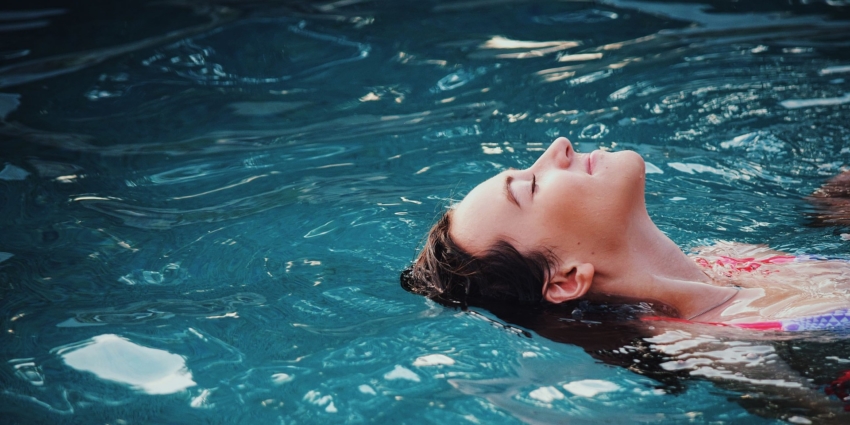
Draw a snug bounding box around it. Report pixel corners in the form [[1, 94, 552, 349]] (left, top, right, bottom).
[[531, 174, 537, 195]]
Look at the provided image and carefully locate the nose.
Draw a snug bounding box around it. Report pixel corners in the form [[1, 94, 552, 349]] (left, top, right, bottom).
[[533, 137, 572, 170]]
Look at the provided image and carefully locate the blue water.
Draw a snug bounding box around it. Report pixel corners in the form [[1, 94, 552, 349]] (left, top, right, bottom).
[[2, 0, 850, 423]]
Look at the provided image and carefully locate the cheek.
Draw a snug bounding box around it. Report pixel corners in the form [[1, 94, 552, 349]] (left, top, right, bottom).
[[538, 181, 597, 221], [542, 187, 624, 238]]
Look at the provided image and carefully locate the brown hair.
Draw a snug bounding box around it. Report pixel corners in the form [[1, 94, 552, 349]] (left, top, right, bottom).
[[400, 210, 557, 308], [400, 213, 687, 393]]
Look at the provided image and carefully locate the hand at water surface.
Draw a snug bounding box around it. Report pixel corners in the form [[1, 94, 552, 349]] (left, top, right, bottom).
[[808, 170, 850, 227]]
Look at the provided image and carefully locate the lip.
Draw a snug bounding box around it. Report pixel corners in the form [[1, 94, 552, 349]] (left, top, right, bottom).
[[587, 151, 595, 175]]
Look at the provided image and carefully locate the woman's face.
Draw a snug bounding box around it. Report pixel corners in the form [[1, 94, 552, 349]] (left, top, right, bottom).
[[450, 137, 647, 269]]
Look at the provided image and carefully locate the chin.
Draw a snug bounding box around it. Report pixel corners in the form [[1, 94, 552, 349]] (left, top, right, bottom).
[[609, 150, 646, 178], [613, 150, 647, 202]]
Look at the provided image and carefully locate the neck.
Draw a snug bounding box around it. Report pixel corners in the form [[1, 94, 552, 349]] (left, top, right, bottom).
[[587, 208, 737, 319]]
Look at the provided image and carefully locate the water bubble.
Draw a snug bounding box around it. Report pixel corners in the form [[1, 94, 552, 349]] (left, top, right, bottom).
[[434, 70, 475, 91], [579, 123, 608, 139]]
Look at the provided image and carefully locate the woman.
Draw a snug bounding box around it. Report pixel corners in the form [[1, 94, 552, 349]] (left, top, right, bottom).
[[402, 137, 850, 329]]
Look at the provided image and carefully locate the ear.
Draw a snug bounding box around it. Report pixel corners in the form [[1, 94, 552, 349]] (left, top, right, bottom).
[[543, 263, 594, 304]]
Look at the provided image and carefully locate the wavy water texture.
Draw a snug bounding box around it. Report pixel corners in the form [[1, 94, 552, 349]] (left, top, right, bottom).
[[137, 20, 370, 86], [0, 6, 238, 88], [0, 100, 500, 155], [2, 1, 850, 424]]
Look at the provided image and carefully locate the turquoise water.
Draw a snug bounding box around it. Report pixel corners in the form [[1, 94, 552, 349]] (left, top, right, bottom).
[[2, 0, 850, 423]]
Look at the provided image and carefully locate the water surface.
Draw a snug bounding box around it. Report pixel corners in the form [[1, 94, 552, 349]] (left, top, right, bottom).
[[2, 0, 850, 423]]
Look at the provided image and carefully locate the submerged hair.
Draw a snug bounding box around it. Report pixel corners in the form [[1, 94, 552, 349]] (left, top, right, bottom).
[[400, 212, 688, 393], [400, 211, 556, 308]]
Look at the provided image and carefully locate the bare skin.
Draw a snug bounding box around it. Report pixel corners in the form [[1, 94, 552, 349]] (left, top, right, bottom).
[[450, 138, 850, 323]]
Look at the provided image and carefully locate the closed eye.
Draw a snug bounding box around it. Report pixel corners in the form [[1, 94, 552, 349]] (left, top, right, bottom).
[[531, 174, 538, 195]]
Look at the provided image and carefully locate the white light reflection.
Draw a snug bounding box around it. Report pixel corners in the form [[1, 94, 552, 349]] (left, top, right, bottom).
[[477, 36, 580, 59], [57, 334, 196, 394], [780, 93, 850, 109], [562, 379, 621, 397]]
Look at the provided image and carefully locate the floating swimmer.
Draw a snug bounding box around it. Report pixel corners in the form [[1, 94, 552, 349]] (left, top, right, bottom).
[[401, 137, 850, 329]]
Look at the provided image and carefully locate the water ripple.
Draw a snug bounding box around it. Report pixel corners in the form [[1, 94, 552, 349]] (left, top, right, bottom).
[[1, 101, 501, 156], [72, 185, 299, 229], [0, 6, 235, 88], [140, 20, 370, 86], [57, 292, 265, 327]]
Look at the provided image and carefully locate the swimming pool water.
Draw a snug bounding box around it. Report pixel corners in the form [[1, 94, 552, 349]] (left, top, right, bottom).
[[2, 0, 850, 423]]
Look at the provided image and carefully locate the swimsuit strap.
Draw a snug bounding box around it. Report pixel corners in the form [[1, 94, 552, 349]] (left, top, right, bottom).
[[685, 285, 741, 321]]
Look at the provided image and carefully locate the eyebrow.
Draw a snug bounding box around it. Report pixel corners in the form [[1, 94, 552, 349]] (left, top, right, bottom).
[[504, 175, 520, 208]]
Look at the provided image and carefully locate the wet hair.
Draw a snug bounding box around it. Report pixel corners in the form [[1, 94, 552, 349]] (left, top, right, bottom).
[[400, 210, 557, 308], [400, 211, 688, 393]]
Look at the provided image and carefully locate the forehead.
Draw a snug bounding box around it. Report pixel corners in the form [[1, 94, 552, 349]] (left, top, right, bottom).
[[458, 171, 504, 206], [449, 172, 512, 254]]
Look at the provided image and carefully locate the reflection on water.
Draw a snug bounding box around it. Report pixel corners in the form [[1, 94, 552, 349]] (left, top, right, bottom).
[[56, 334, 196, 395], [1, 0, 850, 423]]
